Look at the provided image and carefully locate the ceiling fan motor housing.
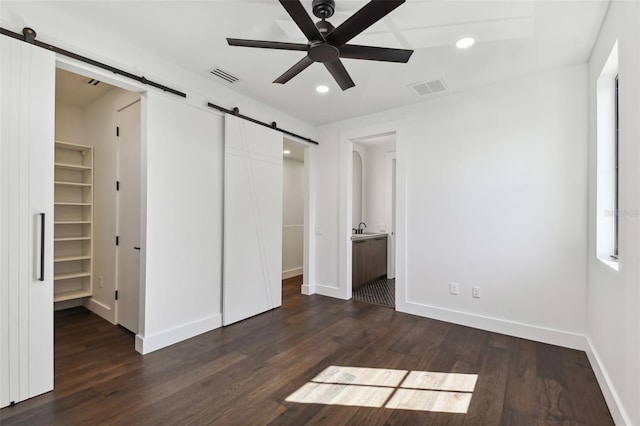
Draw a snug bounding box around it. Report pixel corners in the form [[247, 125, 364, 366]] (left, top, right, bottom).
[[312, 0, 335, 19], [308, 40, 340, 62]]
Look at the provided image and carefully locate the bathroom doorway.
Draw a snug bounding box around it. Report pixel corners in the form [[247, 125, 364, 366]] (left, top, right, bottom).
[[350, 132, 396, 308], [282, 137, 308, 294]]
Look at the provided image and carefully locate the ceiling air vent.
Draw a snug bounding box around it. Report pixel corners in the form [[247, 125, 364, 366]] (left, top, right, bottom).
[[210, 66, 240, 84], [408, 78, 448, 97]]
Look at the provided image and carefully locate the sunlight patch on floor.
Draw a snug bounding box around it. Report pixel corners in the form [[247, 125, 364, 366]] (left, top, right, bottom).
[[286, 383, 394, 408], [385, 389, 473, 413], [312, 365, 408, 387], [285, 366, 478, 413]]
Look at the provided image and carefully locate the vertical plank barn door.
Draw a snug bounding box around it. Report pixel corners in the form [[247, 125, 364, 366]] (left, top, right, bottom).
[[223, 115, 283, 326], [0, 36, 55, 407], [116, 101, 141, 333]]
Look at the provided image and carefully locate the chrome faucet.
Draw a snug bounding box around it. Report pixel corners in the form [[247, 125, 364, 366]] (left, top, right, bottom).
[[358, 222, 366, 234]]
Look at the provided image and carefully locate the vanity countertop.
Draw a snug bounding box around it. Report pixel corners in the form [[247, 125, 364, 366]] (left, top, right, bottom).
[[351, 232, 388, 241]]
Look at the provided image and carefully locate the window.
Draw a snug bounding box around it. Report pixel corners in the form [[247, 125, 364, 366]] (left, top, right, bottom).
[[596, 42, 619, 269]]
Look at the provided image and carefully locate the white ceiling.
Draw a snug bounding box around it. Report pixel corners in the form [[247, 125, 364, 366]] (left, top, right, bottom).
[[56, 68, 115, 107], [25, 0, 609, 125]]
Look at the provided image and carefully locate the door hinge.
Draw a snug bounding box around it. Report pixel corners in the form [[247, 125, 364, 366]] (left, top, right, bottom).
[[116, 236, 119, 246], [116, 181, 120, 191], [116, 126, 120, 137], [115, 290, 119, 300]]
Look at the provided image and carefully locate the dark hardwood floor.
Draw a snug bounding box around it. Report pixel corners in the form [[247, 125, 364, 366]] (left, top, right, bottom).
[[1, 276, 613, 425]]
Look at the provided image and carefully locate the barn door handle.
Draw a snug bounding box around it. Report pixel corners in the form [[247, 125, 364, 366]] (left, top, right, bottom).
[[39, 213, 45, 281], [133, 247, 140, 250]]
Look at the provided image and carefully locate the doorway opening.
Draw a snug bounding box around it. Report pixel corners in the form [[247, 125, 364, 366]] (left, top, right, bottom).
[[349, 132, 396, 309], [53, 68, 142, 345], [282, 137, 308, 296]]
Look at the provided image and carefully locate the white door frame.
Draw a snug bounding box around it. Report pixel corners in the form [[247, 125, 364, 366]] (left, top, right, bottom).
[[300, 142, 315, 295], [385, 152, 397, 279], [55, 58, 147, 334], [338, 123, 406, 306]]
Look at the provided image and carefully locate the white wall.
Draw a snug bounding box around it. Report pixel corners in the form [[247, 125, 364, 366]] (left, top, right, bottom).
[[138, 92, 223, 354], [587, 1, 640, 424], [55, 101, 85, 144], [314, 65, 589, 349], [351, 147, 364, 230], [362, 142, 395, 233], [282, 157, 304, 278]]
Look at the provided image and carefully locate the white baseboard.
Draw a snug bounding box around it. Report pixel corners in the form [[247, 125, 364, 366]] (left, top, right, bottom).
[[312, 284, 349, 300], [396, 299, 587, 350], [301, 283, 315, 295], [282, 267, 303, 280], [135, 313, 222, 355], [584, 337, 630, 425], [86, 298, 115, 324]]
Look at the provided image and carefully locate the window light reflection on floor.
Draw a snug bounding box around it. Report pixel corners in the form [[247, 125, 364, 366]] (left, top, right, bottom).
[[285, 366, 478, 414]]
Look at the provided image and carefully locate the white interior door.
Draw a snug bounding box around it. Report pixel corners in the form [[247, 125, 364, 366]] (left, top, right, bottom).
[[223, 115, 283, 326], [0, 36, 55, 407], [116, 101, 141, 333]]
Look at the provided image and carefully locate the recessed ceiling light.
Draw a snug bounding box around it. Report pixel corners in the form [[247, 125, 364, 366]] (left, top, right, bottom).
[[455, 37, 475, 49], [283, 149, 291, 155], [316, 85, 329, 94]]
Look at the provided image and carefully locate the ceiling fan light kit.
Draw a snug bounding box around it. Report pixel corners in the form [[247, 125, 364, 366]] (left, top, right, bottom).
[[226, 0, 414, 91], [455, 37, 476, 49]]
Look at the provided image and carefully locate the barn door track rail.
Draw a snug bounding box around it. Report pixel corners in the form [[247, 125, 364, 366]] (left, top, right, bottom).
[[207, 103, 319, 146], [0, 27, 186, 98]]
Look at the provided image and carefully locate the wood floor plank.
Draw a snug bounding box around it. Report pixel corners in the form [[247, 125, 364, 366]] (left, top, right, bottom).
[[500, 338, 538, 425], [561, 348, 612, 424], [0, 277, 613, 425]]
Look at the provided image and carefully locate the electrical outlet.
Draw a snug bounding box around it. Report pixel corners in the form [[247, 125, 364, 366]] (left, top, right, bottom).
[[450, 282, 459, 295], [98, 276, 103, 288], [472, 286, 481, 298]]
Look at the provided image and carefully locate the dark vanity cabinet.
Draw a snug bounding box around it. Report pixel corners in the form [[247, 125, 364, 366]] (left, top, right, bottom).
[[352, 235, 388, 290]]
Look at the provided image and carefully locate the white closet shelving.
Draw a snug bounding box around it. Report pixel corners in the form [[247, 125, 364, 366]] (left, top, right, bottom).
[[54, 141, 94, 302]]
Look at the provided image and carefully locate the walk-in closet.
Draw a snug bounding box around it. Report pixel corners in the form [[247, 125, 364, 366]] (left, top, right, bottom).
[[54, 68, 141, 335]]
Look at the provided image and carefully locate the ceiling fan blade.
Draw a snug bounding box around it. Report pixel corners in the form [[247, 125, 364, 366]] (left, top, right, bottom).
[[324, 59, 355, 91], [327, 0, 405, 47], [340, 44, 413, 63], [279, 0, 324, 42], [274, 56, 314, 84], [227, 38, 308, 51]]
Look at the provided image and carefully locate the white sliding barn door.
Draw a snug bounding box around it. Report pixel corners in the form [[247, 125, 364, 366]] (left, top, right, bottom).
[[223, 115, 283, 326], [0, 36, 55, 407]]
